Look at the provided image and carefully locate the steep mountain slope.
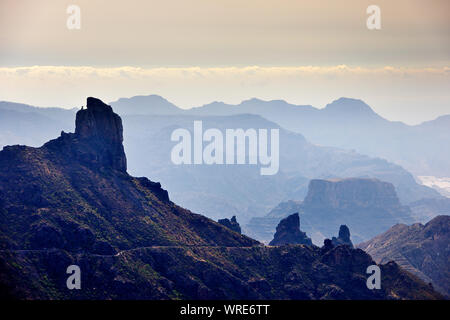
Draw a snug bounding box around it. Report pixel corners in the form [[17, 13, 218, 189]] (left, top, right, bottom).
[[331, 225, 353, 248], [218, 216, 242, 234], [0, 101, 75, 148], [0, 97, 441, 300], [247, 178, 415, 244], [408, 198, 450, 223], [110, 95, 181, 116], [358, 216, 450, 296]]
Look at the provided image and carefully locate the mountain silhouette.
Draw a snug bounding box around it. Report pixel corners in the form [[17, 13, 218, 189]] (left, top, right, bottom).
[[0, 98, 442, 231], [0, 97, 442, 300]]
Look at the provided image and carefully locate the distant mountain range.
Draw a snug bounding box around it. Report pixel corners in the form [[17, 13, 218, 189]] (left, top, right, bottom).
[[110, 95, 450, 178], [0, 97, 443, 231], [1, 97, 441, 300], [358, 215, 450, 297]]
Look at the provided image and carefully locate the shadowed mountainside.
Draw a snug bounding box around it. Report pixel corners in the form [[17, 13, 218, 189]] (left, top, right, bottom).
[[247, 178, 415, 244], [0, 99, 442, 229], [269, 213, 312, 246]]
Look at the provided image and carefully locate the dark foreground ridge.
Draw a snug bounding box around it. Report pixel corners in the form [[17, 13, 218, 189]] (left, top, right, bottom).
[[358, 215, 450, 296], [269, 213, 312, 246], [0, 97, 443, 299]]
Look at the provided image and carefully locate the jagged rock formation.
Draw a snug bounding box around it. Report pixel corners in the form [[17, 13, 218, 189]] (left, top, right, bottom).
[[331, 225, 353, 248], [40, 97, 127, 173], [2, 99, 442, 229], [248, 178, 414, 244], [218, 216, 241, 234], [0, 98, 442, 300], [269, 213, 312, 246], [321, 239, 334, 254], [304, 178, 401, 209], [74, 97, 127, 172], [358, 215, 450, 296]]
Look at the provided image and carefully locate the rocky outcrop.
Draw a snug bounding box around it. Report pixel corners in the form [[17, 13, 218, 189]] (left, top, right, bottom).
[[408, 198, 450, 223], [304, 178, 400, 209], [331, 225, 353, 248], [218, 216, 241, 234], [0, 97, 443, 300], [0, 97, 252, 253], [248, 178, 414, 244], [269, 213, 312, 246], [358, 215, 450, 296]]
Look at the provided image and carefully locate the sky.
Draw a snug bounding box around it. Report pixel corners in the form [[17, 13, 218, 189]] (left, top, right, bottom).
[[0, 0, 449, 124]]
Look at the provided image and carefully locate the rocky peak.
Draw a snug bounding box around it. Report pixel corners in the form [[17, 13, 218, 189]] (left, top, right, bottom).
[[74, 97, 127, 172], [269, 213, 312, 246], [323, 98, 379, 119], [358, 215, 450, 296], [303, 178, 400, 209], [321, 239, 334, 253], [331, 225, 353, 248], [218, 216, 242, 234]]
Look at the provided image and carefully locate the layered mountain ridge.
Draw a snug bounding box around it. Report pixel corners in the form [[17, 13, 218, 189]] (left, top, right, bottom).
[[0, 97, 441, 300], [358, 215, 450, 296], [0, 97, 256, 252]]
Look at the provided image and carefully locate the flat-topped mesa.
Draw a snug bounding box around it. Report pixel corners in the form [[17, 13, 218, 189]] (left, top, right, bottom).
[[304, 178, 400, 209], [269, 213, 312, 246], [74, 97, 127, 172]]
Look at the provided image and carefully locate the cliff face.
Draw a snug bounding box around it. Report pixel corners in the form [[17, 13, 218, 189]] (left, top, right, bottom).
[[358, 215, 450, 296], [218, 216, 241, 234], [0, 98, 442, 300], [304, 178, 400, 209], [74, 97, 127, 172], [269, 213, 312, 246], [248, 178, 414, 244]]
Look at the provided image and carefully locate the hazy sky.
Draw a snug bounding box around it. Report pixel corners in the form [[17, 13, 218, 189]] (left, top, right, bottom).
[[0, 0, 449, 124]]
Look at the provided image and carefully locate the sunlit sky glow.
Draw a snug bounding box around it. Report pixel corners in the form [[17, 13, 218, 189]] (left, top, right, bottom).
[[0, 0, 449, 124]]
